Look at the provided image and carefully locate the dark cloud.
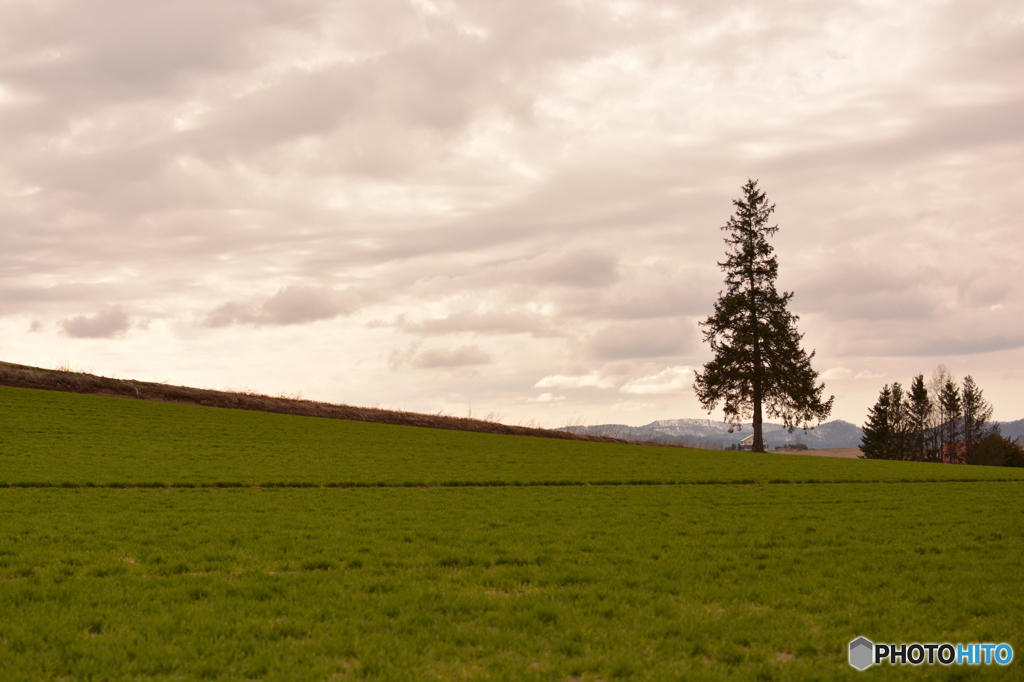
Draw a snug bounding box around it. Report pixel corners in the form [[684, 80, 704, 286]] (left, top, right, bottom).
[[791, 245, 1023, 324], [530, 250, 619, 288], [411, 345, 492, 369], [202, 285, 359, 327], [558, 261, 716, 321], [586, 318, 694, 361], [0, 282, 125, 313], [910, 334, 1024, 357], [400, 310, 557, 337], [0, 1, 312, 103], [797, 277, 940, 322], [834, 329, 1024, 360], [60, 306, 131, 338], [202, 301, 258, 328]]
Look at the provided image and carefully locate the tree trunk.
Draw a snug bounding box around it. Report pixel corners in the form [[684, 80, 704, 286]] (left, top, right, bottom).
[[748, 262, 765, 453], [752, 394, 764, 452], [964, 413, 974, 464], [752, 341, 765, 453]]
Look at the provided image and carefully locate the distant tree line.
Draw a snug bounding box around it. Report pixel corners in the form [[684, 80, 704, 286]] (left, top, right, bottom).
[[861, 365, 1023, 467]]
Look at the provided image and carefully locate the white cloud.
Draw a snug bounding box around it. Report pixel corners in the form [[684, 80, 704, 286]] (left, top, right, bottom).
[[534, 371, 616, 389], [610, 400, 655, 412], [528, 392, 565, 402], [821, 367, 854, 381], [620, 366, 695, 395]]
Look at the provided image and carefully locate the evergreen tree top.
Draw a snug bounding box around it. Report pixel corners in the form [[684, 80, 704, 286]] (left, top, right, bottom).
[[720, 178, 780, 295]]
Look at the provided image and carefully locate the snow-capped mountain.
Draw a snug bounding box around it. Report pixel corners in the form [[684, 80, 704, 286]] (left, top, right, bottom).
[[563, 417, 1022, 450], [561, 418, 864, 449]]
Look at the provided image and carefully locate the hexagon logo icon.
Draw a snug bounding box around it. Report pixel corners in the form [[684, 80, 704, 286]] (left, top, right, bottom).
[[849, 637, 874, 670]]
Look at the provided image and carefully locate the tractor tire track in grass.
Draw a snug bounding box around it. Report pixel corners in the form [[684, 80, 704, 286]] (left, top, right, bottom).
[[2, 479, 1023, 490]]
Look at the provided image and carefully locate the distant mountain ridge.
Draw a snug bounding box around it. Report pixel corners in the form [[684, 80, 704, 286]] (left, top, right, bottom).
[[564, 417, 1024, 450], [561, 418, 864, 449], [999, 419, 1024, 442]]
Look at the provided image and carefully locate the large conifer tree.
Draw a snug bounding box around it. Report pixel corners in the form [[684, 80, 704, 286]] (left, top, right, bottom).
[[694, 179, 833, 452]]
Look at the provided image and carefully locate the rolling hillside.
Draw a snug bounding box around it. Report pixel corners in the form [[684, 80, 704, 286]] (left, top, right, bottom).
[[7, 385, 1021, 486], [0, 361, 623, 445]]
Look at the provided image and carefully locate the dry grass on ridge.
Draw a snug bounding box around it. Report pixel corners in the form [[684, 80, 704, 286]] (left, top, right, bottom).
[[0, 361, 638, 446]]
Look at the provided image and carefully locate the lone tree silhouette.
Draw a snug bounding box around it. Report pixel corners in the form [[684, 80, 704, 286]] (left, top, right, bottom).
[[694, 179, 833, 452]]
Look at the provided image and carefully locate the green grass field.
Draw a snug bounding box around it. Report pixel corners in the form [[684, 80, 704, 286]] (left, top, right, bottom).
[[1, 385, 1022, 680], [3, 386, 1023, 486]]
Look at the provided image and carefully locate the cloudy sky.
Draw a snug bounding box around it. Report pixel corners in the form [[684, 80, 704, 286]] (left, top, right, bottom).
[[2, 0, 1022, 428]]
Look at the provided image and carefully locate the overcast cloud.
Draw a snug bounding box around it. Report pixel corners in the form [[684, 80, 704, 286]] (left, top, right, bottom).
[[2, 0, 1022, 426], [60, 306, 132, 339]]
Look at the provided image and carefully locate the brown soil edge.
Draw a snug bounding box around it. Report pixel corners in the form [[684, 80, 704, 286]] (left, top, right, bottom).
[[0, 361, 650, 446]]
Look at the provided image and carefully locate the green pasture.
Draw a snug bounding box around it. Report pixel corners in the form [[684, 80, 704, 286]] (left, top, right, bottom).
[[2, 485, 1022, 681], [3, 386, 1022, 486], [1, 386, 1022, 680]]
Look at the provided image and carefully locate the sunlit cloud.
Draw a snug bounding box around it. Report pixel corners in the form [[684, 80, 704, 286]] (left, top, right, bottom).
[[821, 367, 854, 381], [528, 392, 566, 402], [620, 366, 695, 395], [535, 372, 616, 389]]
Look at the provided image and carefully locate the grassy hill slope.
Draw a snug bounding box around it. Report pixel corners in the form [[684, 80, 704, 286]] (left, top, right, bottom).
[[0, 360, 624, 444], [3, 385, 1022, 487]]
